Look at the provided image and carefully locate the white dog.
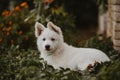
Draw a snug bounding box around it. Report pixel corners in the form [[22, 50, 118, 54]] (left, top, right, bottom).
[[35, 22, 110, 71]]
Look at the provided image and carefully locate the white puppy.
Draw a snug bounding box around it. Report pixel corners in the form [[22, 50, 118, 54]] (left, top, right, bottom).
[[35, 22, 110, 71]]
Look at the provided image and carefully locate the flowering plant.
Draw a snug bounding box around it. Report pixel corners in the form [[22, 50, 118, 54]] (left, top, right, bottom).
[[0, 2, 35, 49], [0, 0, 75, 49]]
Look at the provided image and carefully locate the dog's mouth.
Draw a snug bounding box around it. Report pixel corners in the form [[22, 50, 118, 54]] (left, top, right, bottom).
[[45, 47, 52, 52], [44, 45, 56, 53], [45, 48, 55, 53], [46, 48, 51, 51]]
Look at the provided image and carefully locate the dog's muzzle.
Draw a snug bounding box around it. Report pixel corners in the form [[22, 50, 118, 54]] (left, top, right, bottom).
[[45, 45, 50, 51]]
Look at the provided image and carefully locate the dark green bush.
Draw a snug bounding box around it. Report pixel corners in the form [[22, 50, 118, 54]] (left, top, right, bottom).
[[0, 2, 35, 49], [0, 46, 82, 80], [0, 37, 120, 80], [0, 1, 120, 80]]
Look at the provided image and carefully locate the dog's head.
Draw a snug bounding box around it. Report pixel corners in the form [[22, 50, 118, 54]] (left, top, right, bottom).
[[35, 22, 63, 53]]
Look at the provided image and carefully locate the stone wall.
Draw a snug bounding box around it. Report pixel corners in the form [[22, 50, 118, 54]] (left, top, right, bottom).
[[109, 0, 120, 51]]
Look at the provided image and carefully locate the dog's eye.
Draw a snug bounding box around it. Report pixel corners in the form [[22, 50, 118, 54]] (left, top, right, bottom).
[[51, 38, 55, 41], [43, 38, 46, 41]]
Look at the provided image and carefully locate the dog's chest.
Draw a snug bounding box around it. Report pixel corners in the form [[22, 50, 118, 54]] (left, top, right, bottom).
[[41, 53, 67, 68]]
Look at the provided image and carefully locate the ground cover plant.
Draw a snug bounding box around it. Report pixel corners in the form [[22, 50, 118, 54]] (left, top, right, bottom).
[[0, 36, 120, 80]]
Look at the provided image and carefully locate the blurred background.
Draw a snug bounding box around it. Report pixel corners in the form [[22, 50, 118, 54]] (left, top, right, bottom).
[[0, 0, 120, 80], [0, 0, 108, 48]]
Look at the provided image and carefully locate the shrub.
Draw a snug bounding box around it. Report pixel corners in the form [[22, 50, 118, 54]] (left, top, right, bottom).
[[0, 46, 82, 80], [0, 2, 35, 49], [0, 37, 120, 80], [0, 0, 75, 49], [0, 1, 120, 80]]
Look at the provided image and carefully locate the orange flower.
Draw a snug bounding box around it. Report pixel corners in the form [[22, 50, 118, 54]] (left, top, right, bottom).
[[7, 27, 12, 31], [9, 11, 14, 16], [11, 39, 14, 45], [24, 5, 28, 8], [6, 32, 10, 36], [9, 21, 12, 26], [20, 2, 27, 7], [20, 2, 28, 8], [14, 6, 21, 12], [18, 31, 23, 35], [44, 0, 53, 4], [2, 10, 9, 16], [0, 38, 3, 43]]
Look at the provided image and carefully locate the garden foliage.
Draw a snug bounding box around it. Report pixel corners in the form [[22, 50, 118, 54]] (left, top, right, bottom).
[[0, 0, 120, 80]]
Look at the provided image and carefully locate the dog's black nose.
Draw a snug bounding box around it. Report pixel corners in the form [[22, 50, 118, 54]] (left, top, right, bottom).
[[45, 45, 50, 50]]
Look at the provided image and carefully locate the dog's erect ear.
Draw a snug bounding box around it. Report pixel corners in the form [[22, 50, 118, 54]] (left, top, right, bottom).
[[47, 22, 62, 36], [35, 22, 45, 37]]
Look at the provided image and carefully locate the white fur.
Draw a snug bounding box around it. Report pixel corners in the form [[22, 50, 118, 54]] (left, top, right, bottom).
[[35, 22, 110, 71]]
